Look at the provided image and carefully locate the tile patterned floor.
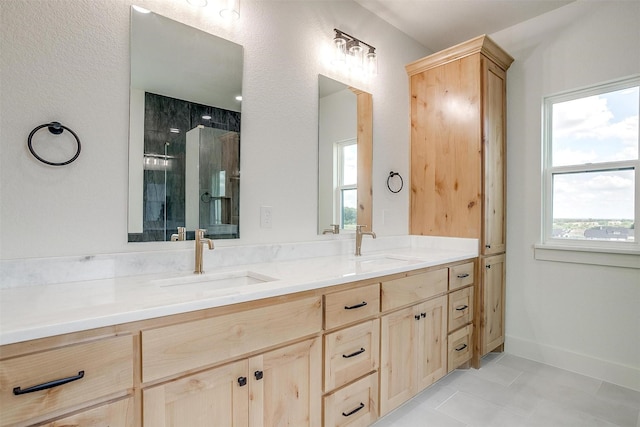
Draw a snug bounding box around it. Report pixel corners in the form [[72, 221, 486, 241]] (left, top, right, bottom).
[[372, 353, 640, 427]]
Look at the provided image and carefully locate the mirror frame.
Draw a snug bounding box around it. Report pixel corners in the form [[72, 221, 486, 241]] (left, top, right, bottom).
[[317, 75, 372, 234]]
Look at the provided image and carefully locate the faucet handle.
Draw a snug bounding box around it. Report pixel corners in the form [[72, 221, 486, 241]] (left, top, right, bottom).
[[171, 226, 187, 241], [356, 224, 367, 232]]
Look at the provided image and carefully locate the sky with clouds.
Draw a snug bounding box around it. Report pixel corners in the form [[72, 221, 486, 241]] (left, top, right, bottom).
[[551, 86, 638, 220]]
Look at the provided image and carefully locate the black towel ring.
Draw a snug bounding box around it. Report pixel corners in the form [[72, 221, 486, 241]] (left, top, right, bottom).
[[387, 171, 403, 193], [27, 121, 81, 166]]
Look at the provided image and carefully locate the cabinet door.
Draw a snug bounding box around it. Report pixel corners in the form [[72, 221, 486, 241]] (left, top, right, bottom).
[[379, 306, 416, 416], [143, 359, 249, 427], [249, 338, 321, 427], [482, 58, 507, 255], [482, 254, 506, 355], [415, 296, 448, 392]]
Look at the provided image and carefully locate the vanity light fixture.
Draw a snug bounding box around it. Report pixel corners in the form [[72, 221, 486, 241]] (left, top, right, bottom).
[[332, 29, 377, 76]]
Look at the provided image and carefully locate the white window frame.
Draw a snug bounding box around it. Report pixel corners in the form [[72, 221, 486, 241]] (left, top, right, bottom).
[[538, 75, 640, 267], [334, 138, 357, 230]]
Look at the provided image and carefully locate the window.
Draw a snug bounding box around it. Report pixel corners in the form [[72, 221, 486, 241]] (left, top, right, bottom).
[[335, 139, 357, 230], [542, 75, 639, 251]]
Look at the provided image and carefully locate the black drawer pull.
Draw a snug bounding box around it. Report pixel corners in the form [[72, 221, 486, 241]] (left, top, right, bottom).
[[455, 344, 468, 352], [342, 402, 365, 417], [254, 370, 263, 380], [344, 301, 367, 310], [455, 305, 469, 311], [421, 312, 426, 318], [13, 371, 84, 395], [238, 376, 247, 387], [343, 348, 366, 358], [414, 314, 421, 320], [456, 273, 470, 279], [485, 244, 491, 249]]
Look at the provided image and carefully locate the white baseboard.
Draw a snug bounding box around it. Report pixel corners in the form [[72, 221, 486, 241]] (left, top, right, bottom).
[[505, 335, 640, 392]]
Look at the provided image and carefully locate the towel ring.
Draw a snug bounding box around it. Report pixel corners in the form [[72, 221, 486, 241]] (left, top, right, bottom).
[[27, 122, 81, 166], [387, 171, 403, 193]]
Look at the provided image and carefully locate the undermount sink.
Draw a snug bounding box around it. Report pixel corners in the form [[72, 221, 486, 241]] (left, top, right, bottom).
[[352, 254, 419, 271], [152, 270, 277, 289]]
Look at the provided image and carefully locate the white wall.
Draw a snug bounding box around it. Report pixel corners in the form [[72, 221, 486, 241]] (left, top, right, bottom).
[[492, 1, 640, 390], [0, 0, 427, 259]]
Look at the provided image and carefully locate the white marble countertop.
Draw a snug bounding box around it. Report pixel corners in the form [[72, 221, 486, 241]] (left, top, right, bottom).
[[0, 237, 477, 346]]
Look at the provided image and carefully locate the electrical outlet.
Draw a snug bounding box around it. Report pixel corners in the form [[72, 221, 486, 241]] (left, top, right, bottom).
[[260, 206, 273, 229]]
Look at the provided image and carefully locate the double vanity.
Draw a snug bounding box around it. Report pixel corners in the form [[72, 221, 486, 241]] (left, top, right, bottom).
[[0, 236, 484, 426]]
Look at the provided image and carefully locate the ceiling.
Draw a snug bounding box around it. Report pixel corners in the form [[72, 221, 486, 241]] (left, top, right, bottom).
[[354, 0, 575, 52]]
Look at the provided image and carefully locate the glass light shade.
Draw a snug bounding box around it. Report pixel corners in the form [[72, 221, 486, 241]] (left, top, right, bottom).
[[366, 49, 377, 75], [220, 0, 240, 20], [332, 34, 347, 65], [348, 42, 364, 72]]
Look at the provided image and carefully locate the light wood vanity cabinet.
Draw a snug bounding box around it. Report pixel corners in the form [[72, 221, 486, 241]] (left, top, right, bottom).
[[1, 257, 481, 427], [406, 35, 513, 366]]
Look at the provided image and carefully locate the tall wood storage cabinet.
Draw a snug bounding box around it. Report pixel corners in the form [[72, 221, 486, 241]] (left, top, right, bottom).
[[406, 35, 513, 367]]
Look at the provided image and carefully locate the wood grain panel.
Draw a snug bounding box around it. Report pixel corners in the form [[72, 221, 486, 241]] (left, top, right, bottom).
[[324, 283, 380, 330], [43, 397, 134, 427], [410, 55, 482, 239], [356, 90, 373, 229], [381, 269, 447, 311], [0, 335, 133, 426], [142, 296, 322, 383], [323, 372, 378, 427], [324, 319, 379, 392], [482, 59, 507, 255]]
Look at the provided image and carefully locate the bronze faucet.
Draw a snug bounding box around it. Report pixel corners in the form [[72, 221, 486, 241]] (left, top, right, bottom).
[[194, 229, 214, 274], [355, 225, 376, 256]]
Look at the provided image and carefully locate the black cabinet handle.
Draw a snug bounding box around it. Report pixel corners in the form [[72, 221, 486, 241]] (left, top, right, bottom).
[[421, 312, 426, 318], [486, 264, 491, 269], [455, 344, 468, 352], [254, 370, 263, 380], [238, 376, 247, 387], [342, 402, 365, 417], [485, 244, 491, 249], [342, 348, 366, 359], [457, 273, 470, 279], [455, 305, 469, 311], [13, 371, 84, 395], [344, 301, 367, 310], [414, 315, 421, 320]]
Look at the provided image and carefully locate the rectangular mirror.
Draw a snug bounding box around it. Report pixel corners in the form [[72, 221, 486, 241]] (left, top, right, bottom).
[[128, 7, 243, 242], [317, 75, 372, 235]]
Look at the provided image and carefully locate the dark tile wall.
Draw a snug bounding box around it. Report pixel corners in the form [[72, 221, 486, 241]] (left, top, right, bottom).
[[131, 92, 241, 242]]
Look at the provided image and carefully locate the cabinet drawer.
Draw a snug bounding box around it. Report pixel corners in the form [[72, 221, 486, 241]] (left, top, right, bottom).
[[142, 295, 322, 383], [448, 324, 473, 372], [448, 286, 474, 332], [324, 319, 379, 392], [449, 262, 474, 291], [324, 372, 378, 427], [42, 397, 134, 427], [0, 335, 133, 427], [381, 269, 447, 311], [324, 283, 380, 330]]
